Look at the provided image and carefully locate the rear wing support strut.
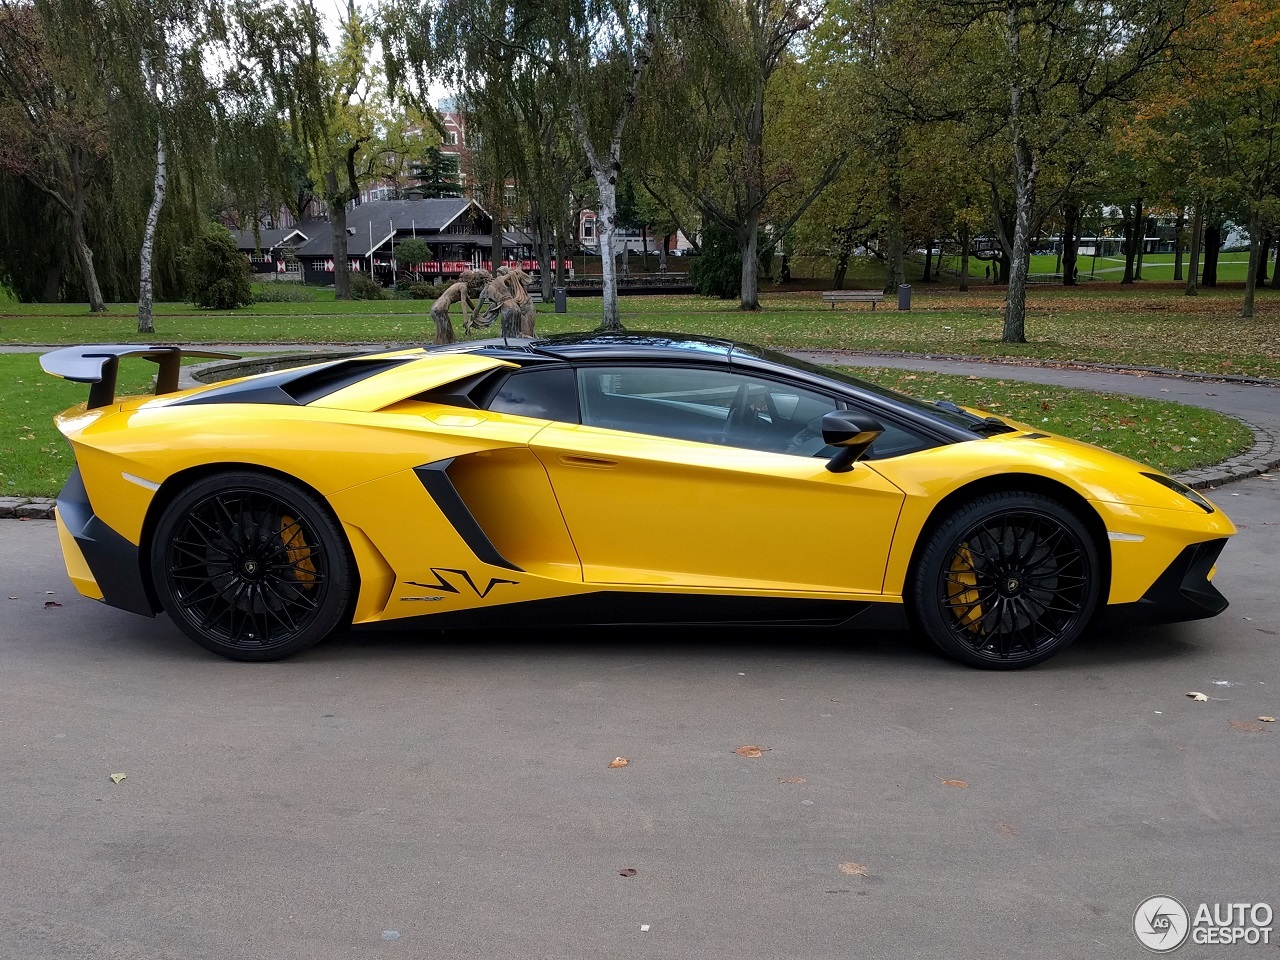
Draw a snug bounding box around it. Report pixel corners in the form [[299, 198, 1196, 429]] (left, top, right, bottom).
[[40, 345, 241, 409]]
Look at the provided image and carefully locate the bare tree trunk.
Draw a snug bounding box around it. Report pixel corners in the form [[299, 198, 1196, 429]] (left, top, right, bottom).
[[490, 191, 505, 273], [739, 216, 762, 309], [70, 204, 105, 313], [1242, 207, 1262, 318], [885, 170, 905, 295], [326, 170, 351, 300], [138, 122, 167, 335], [1000, 1, 1035, 344], [1185, 203, 1202, 296], [1002, 146, 1035, 342], [532, 199, 552, 300], [922, 242, 934, 282], [1121, 203, 1138, 283], [1252, 231, 1271, 288], [69, 152, 106, 313], [1061, 203, 1079, 286], [1134, 202, 1147, 280], [1203, 221, 1222, 286], [592, 167, 623, 330], [1172, 208, 1185, 281], [658, 233, 669, 273], [959, 223, 970, 292]]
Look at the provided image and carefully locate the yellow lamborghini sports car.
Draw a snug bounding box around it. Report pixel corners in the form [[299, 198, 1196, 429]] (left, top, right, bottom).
[[41, 334, 1235, 668]]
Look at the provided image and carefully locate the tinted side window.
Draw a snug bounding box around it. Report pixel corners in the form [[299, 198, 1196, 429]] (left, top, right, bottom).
[[855, 409, 934, 460], [577, 365, 842, 455], [486, 367, 579, 422]]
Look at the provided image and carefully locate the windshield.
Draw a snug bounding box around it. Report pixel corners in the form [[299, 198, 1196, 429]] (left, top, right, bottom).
[[750, 347, 982, 430]]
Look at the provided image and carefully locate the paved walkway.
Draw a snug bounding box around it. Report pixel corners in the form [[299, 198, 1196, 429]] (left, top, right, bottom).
[[4, 344, 1277, 520]]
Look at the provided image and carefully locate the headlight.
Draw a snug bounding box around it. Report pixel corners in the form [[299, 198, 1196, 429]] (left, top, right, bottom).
[[1141, 472, 1214, 513]]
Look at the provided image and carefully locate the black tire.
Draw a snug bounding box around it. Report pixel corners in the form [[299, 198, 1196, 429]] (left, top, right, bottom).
[[908, 491, 1102, 669], [149, 471, 354, 661]]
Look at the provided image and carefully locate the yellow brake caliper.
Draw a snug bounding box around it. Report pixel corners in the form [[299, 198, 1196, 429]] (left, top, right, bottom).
[[279, 515, 316, 586], [947, 545, 984, 634]]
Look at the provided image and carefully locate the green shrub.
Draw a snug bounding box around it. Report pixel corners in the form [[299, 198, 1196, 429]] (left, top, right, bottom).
[[689, 225, 772, 300], [689, 225, 742, 299], [408, 281, 441, 300], [251, 282, 316, 303], [395, 238, 432, 275], [348, 272, 388, 300], [182, 224, 254, 310]]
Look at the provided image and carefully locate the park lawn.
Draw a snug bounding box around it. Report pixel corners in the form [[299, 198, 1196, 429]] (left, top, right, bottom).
[[849, 367, 1251, 474], [0, 355, 161, 497], [2, 280, 1278, 378], [1017, 252, 1261, 282], [0, 352, 1253, 498]]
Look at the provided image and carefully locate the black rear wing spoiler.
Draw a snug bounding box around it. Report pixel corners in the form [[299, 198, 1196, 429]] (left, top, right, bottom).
[[40, 345, 241, 409]]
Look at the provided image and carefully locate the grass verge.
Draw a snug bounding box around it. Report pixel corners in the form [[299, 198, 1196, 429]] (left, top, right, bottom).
[[849, 367, 1252, 474], [2, 283, 1277, 378]]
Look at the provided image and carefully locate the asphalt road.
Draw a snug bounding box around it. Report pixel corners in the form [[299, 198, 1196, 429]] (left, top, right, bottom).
[[1, 474, 1277, 959]]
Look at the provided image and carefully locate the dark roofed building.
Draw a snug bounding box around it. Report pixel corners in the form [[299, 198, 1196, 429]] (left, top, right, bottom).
[[230, 227, 312, 275], [230, 199, 567, 287]]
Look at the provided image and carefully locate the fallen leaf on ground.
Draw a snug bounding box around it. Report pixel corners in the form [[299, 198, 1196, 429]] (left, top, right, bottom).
[[734, 745, 767, 758], [1187, 692, 1209, 702], [941, 779, 969, 788], [1230, 721, 1265, 732], [1259, 716, 1276, 722], [777, 777, 806, 784], [619, 868, 637, 877], [995, 822, 1019, 836], [43, 601, 62, 608], [109, 773, 126, 784], [838, 862, 868, 877], [608, 757, 629, 768]]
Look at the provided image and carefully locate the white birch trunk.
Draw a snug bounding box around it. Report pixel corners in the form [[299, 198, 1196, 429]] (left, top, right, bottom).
[[593, 168, 622, 331], [138, 125, 167, 335], [1002, 0, 1032, 344]]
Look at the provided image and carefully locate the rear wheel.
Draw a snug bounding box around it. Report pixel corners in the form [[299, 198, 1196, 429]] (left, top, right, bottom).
[[150, 472, 353, 661], [909, 491, 1102, 669]]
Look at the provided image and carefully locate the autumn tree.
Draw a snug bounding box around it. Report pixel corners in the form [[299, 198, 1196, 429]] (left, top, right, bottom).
[[227, 0, 386, 300], [0, 0, 115, 310], [923, 0, 1202, 342], [638, 0, 847, 309], [1145, 0, 1280, 315], [386, 0, 676, 330]]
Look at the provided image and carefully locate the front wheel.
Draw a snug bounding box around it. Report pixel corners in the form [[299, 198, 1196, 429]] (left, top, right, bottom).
[[908, 492, 1102, 669], [150, 472, 354, 661]]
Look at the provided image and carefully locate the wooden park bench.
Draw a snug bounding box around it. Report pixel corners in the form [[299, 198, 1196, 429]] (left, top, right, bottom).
[[821, 289, 885, 310]]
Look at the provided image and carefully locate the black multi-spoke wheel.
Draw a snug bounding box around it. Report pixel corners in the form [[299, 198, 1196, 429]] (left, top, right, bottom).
[[150, 472, 354, 661], [909, 492, 1102, 669]]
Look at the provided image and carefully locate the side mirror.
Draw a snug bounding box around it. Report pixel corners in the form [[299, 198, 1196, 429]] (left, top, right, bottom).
[[822, 411, 883, 473]]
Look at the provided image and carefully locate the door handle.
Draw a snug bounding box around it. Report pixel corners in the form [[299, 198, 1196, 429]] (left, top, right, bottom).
[[559, 454, 619, 469]]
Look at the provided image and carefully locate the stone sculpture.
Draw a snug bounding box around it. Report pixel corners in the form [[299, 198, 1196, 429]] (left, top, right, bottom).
[[428, 281, 475, 345]]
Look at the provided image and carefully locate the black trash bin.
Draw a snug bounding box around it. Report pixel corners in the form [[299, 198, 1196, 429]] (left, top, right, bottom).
[[554, 287, 567, 313], [897, 283, 912, 311]]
